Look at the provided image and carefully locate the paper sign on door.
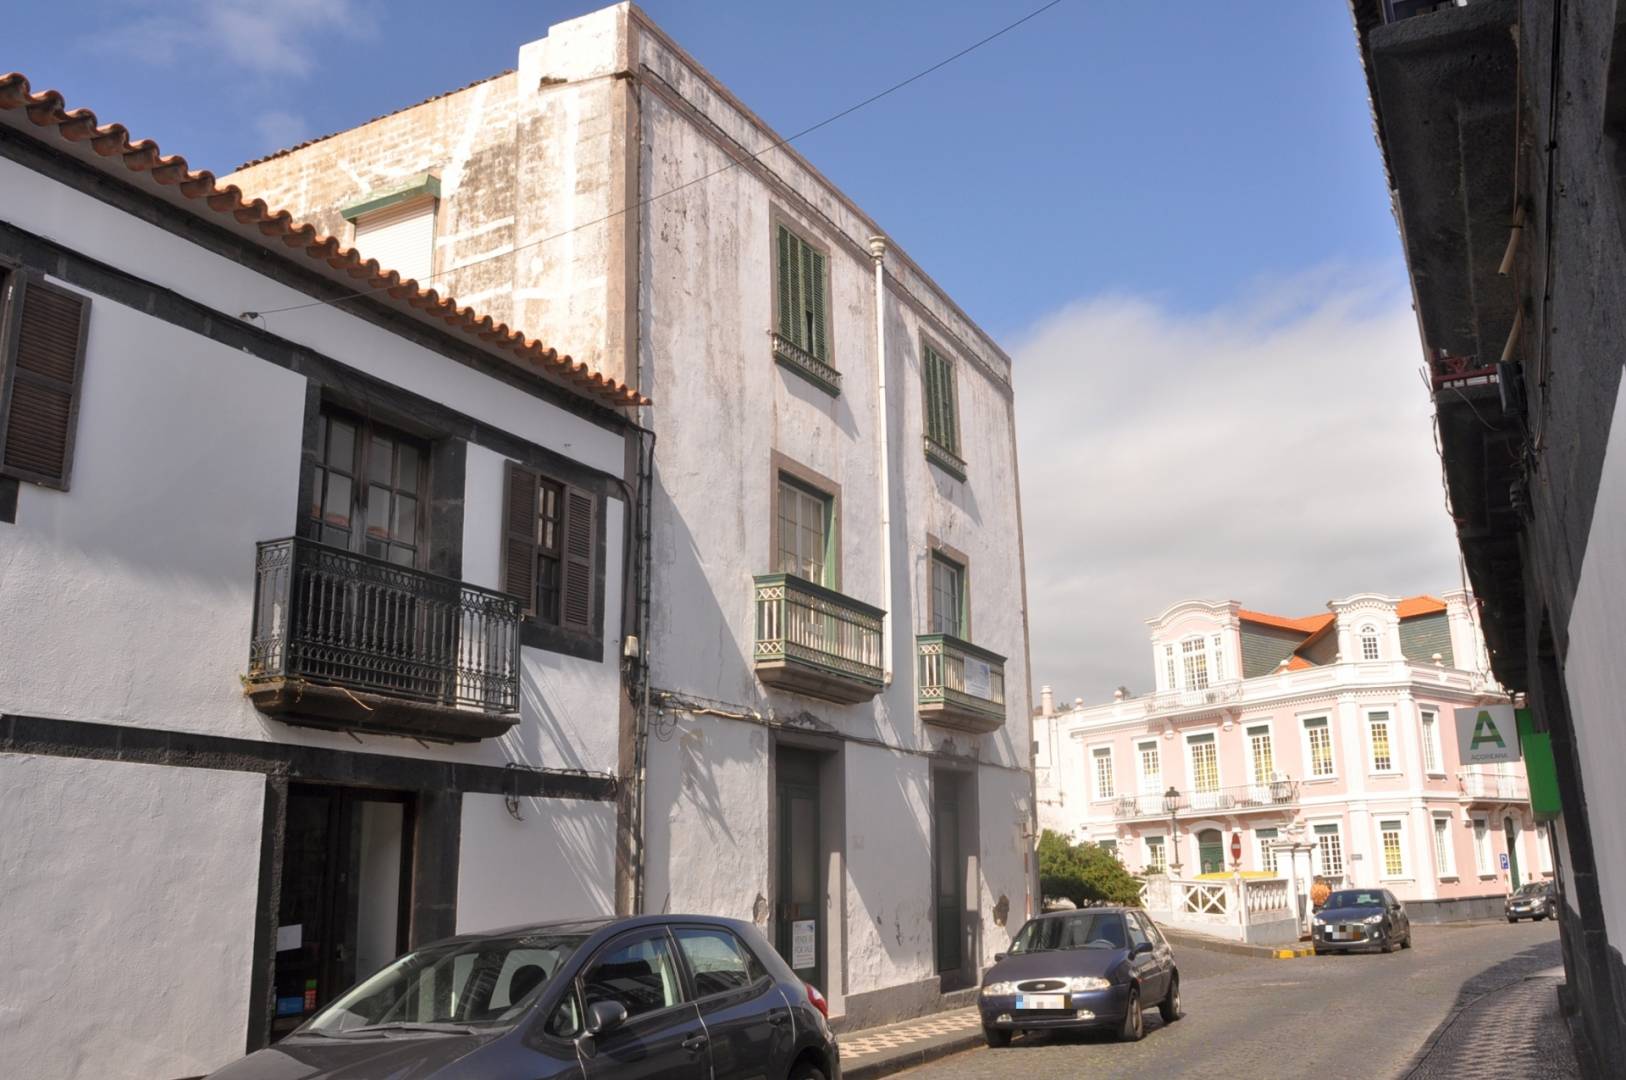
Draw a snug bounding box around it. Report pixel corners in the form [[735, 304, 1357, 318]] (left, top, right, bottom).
[[791, 919, 816, 969]]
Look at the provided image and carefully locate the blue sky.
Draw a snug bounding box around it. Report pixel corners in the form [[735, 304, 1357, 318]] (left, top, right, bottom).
[[7, 1, 1399, 338], [5, 2, 1458, 697]]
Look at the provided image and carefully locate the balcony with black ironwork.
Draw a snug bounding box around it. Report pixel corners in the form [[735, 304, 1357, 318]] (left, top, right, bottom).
[[246, 537, 521, 742], [917, 634, 1006, 734], [753, 573, 884, 704]]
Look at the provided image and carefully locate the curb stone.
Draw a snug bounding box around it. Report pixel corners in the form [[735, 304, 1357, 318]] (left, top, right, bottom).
[[839, 1030, 987, 1080]]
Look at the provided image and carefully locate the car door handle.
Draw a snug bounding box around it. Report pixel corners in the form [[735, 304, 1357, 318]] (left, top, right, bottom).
[[681, 1034, 708, 1052], [768, 1011, 792, 1026]]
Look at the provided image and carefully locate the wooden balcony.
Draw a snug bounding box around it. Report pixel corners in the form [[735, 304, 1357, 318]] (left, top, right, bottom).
[[917, 633, 1006, 734], [753, 573, 884, 704], [245, 537, 521, 742]]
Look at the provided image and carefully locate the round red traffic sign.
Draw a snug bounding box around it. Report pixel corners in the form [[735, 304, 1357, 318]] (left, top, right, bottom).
[[1230, 831, 1242, 862]]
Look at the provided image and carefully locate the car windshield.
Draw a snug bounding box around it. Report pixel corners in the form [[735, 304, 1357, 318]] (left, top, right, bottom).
[[300, 932, 589, 1035], [1515, 882, 1549, 896], [1009, 912, 1128, 953], [1325, 891, 1384, 909]]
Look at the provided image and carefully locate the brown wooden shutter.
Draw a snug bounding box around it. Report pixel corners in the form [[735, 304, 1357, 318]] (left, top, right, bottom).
[[501, 460, 539, 615], [0, 277, 91, 489], [561, 486, 597, 634]]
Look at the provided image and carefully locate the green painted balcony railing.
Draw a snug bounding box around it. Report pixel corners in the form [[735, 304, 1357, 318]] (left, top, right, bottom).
[[917, 633, 1006, 734], [753, 573, 885, 704]]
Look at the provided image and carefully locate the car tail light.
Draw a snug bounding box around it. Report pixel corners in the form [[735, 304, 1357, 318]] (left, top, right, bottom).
[[805, 982, 828, 1019]]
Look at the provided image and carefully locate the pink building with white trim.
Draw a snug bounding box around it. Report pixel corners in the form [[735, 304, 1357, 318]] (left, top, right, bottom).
[[1037, 591, 1549, 911]]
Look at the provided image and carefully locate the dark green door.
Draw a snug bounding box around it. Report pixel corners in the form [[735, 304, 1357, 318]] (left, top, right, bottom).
[[934, 787, 963, 974], [1198, 829, 1224, 875], [1504, 817, 1522, 890], [776, 750, 822, 989]]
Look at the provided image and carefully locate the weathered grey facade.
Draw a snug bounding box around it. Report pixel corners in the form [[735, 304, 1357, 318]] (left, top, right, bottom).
[[1352, 1, 1626, 1074]]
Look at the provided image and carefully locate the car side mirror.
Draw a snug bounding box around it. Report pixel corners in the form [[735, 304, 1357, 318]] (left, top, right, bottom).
[[994, 952, 1007, 963], [585, 1000, 627, 1038], [1133, 941, 1154, 957]]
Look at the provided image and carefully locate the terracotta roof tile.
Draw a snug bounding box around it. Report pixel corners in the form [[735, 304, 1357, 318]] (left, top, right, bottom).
[[0, 72, 647, 410], [1237, 609, 1334, 634], [1396, 595, 1447, 618]]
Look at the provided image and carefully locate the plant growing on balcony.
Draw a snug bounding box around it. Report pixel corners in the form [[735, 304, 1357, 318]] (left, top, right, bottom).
[[1038, 829, 1144, 907]]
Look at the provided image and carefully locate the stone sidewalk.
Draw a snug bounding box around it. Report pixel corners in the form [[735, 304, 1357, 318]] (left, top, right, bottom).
[[835, 1006, 985, 1080], [1402, 965, 1578, 1079]]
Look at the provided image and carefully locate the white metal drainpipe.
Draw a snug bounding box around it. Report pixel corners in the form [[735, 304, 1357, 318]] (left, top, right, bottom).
[[869, 235, 893, 685]]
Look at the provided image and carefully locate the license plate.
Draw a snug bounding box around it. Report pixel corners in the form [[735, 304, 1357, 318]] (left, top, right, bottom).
[[1016, 994, 1066, 1009]]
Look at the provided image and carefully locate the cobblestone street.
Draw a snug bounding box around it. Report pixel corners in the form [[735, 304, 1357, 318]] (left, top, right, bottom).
[[890, 921, 1567, 1080]]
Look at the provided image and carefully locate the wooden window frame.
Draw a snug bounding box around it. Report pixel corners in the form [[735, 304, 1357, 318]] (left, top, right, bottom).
[[0, 265, 92, 491], [925, 534, 971, 640], [769, 451, 840, 590], [920, 335, 966, 480], [306, 404, 431, 570], [502, 459, 602, 642], [769, 208, 839, 396]]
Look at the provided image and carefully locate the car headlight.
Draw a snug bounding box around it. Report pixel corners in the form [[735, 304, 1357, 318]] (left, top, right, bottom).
[[1067, 976, 1111, 992], [1312, 915, 1328, 925], [1364, 913, 1385, 925], [981, 981, 1018, 996]]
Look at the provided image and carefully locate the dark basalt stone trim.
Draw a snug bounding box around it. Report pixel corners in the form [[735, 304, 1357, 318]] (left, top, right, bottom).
[[0, 476, 16, 523], [0, 712, 617, 801], [245, 680, 518, 744]]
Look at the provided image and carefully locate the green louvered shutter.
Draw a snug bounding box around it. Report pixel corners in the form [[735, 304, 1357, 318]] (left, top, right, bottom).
[[941, 353, 958, 452], [777, 226, 798, 342], [807, 247, 828, 361], [923, 345, 959, 455]]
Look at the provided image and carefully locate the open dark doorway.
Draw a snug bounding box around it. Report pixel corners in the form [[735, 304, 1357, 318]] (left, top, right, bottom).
[[271, 784, 414, 1040], [932, 768, 979, 992], [775, 747, 824, 992]]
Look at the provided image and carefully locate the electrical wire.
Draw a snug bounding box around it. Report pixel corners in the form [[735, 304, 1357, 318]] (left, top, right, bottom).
[[243, 0, 1065, 320]]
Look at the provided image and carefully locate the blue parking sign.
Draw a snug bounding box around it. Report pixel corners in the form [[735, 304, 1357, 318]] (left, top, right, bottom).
[[1499, 852, 1510, 870]]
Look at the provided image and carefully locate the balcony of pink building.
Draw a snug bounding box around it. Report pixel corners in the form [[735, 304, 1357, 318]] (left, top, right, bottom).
[[1458, 770, 1530, 803], [1110, 779, 1302, 822]]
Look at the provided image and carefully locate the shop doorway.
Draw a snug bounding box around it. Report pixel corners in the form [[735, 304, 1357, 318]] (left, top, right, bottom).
[[1504, 816, 1522, 890], [271, 784, 414, 1040], [776, 748, 824, 991]]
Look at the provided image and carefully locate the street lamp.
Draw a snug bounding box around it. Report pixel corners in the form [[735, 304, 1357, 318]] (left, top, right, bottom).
[[1163, 786, 1182, 876]]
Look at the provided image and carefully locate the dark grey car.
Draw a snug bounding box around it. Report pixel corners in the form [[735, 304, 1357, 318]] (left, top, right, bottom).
[[1312, 888, 1412, 954], [204, 914, 839, 1080], [1506, 880, 1557, 922], [976, 907, 1181, 1047]]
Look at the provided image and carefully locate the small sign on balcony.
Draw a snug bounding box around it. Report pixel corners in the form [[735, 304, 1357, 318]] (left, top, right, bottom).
[[1455, 705, 1520, 764], [964, 658, 992, 699]]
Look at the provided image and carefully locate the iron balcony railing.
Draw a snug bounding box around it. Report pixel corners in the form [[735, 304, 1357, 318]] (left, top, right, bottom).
[[249, 537, 520, 713], [1112, 779, 1301, 821], [753, 573, 884, 691], [917, 633, 1006, 723]]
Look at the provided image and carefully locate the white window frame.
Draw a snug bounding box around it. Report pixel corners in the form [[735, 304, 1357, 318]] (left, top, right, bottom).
[[1245, 720, 1276, 786], [1136, 739, 1162, 794], [1365, 708, 1400, 775], [1181, 636, 1210, 690], [1144, 834, 1167, 874], [1420, 708, 1444, 776], [1300, 715, 1337, 780], [1162, 644, 1177, 691], [1535, 823, 1553, 874], [1471, 814, 1494, 877], [1184, 729, 1222, 795], [1254, 826, 1280, 874], [1211, 633, 1225, 682], [1312, 821, 1345, 879], [1089, 743, 1116, 803], [1432, 812, 1457, 880], [1378, 818, 1408, 880], [1360, 624, 1381, 661]]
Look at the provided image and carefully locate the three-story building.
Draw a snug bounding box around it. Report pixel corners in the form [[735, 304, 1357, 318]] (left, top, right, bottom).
[[1037, 592, 1543, 917], [223, 2, 1035, 1029]]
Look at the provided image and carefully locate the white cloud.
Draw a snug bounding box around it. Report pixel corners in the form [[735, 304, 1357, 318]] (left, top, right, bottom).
[[1014, 268, 1462, 705], [113, 0, 374, 77]]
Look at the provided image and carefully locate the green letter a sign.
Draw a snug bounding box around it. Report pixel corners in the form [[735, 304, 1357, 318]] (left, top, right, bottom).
[[1470, 711, 1507, 750]]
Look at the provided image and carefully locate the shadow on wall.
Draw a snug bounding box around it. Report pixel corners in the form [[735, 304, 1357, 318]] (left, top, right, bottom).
[[514, 660, 596, 772], [650, 468, 752, 705], [845, 755, 935, 984]]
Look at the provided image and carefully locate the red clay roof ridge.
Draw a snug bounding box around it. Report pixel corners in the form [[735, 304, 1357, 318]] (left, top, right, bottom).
[[0, 72, 646, 409]]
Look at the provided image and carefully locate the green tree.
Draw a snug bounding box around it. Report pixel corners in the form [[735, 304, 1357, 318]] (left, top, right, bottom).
[[1038, 829, 1143, 907]]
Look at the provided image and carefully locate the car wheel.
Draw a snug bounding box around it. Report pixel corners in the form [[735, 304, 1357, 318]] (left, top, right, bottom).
[[1383, 933, 1398, 954], [1402, 931, 1412, 949], [1158, 976, 1182, 1022], [787, 1061, 826, 1080], [983, 1026, 1012, 1049], [1118, 989, 1144, 1042], [1507, 915, 1518, 924]]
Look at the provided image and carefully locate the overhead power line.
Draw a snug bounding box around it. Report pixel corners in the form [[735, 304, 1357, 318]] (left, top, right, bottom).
[[243, 0, 1065, 320]]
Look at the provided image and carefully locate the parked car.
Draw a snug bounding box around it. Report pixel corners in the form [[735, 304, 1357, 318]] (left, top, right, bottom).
[[1506, 880, 1558, 922], [1312, 888, 1412, 954], [977, 907, 1180, 1047], [205, 914, 838, 1080]]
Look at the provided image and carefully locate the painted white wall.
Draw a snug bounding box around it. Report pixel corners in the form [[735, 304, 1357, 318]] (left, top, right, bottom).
[[842, 749, 934, 995], [0, 755, 263, 1079], [457, 793, 617, 931], [1563, 378, 1626, 951]]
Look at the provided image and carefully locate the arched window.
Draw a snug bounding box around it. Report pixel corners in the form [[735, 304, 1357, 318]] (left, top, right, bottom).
[[1360, 625, 1381, 661]]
